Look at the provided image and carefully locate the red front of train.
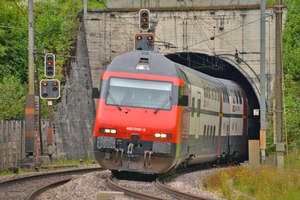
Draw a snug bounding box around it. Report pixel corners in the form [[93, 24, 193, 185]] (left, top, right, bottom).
[[92, 51, 190, 174]]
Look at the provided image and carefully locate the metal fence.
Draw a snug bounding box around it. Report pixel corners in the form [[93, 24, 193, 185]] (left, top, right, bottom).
[[0, 121, 25, 171]]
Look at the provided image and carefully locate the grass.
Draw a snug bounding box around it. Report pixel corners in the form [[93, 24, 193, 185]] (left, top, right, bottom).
[[203, 164, 300, 200], [0, 168, 32, 177], [50, 157, 95, 166], [0, 157, 97, 176]]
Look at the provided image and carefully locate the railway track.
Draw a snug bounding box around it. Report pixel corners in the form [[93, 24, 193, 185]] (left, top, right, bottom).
[[154, 177, 210, 200], [0, 167, 102, 200], [106, 168, 212, 200]]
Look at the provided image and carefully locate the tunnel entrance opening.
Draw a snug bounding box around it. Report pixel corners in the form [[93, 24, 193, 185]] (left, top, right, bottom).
[[165, 52, 260, 140]]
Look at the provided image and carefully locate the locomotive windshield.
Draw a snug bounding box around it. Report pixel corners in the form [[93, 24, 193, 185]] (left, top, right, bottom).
[[106, 77, 173, 110]]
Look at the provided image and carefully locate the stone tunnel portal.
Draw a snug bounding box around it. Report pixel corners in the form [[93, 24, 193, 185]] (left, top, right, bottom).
[[165, 52, 260, 140]]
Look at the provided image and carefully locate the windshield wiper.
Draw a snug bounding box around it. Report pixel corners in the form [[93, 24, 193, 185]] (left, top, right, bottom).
[[108, 91, 122, 111], [154, 96, 172, 114]]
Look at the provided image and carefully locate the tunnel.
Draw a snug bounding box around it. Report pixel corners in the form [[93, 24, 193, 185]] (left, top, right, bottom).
[[165, 52, 260, 140]]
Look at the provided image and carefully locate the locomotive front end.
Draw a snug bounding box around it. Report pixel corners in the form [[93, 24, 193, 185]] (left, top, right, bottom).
[[92, 51, 189, 174], [93, 77, 177, 173]]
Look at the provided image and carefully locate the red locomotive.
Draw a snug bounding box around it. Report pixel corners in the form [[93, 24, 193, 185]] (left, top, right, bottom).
[[92, 50, 254, 174]]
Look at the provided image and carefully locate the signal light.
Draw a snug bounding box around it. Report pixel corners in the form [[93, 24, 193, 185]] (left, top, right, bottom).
[[139, 9, 150, 31], [134, 33, 155, 51], [40, 79, 60, 99], [44, 53, 55, 78]]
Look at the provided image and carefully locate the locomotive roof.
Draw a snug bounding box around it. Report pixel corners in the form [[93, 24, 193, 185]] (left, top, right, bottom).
[[176, 62, 244, 91], [106, 50, 244, 92], [106, 50, 179, 78]]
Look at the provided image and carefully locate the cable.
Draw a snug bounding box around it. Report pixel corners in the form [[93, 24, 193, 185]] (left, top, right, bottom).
[[188, 12, 273, 50], [13, 0, 29, 24], [167, 48, 218, 68], [0, 25, 28, 31], [179, 1, 273, 53], [103, 1, 138, 41], [179, 1, 239, 51], [34, 52, 108, 63]]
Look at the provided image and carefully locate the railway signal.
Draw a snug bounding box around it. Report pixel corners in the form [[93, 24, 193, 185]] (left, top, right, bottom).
[[40, 79, 60, 99], [134, 33, 155, 51], [44, 53, 55, 78], [139, 9, 150, 31]]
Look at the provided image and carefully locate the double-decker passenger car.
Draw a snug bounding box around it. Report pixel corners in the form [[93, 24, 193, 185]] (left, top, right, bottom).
[[92, 50, 253, 174]]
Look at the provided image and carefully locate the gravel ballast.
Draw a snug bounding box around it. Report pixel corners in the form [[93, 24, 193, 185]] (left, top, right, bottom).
[[1, 165, 224, 200]]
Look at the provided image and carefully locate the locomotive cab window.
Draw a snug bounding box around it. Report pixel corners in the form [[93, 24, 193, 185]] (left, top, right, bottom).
[[106, 77, 173, 110]]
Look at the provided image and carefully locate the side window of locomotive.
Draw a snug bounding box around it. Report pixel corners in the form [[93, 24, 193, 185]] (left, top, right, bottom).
[[238, 91, 242, 104], [197, 99, 201, 117], [231, 91, 236, 104], [178, 67, 190, 85], [191, 97, 195, 117], [235, 90, 239, 104]]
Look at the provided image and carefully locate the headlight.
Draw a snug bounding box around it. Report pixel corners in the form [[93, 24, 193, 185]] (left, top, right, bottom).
[[154, 133, 172, 139], [99, 128, 117, 134]]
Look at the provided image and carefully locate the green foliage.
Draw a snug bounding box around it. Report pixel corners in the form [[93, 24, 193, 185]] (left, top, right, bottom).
[[0, 76, 27, 120], [267, 0, 276, 4], [266, 0, 300, 153], [0, 167, 32, 176], [51, 157, 95, 165], [283, 0, 300, 82], [281, 0, 300, 98], [0, 0, 105, 120]]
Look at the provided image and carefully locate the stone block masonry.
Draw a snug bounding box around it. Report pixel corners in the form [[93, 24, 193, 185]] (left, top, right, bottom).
[[53, 19, 95, 159]]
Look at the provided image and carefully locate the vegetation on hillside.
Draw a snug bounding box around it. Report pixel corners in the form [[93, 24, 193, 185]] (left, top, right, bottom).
[[265, 0, 300, 153], [0, 0, 105, 120]]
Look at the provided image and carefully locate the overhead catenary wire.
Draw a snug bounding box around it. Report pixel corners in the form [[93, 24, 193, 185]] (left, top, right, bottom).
[[188, 12, 273, 50], [178, 0, 275, 53], [13, 0, 30, 25], [93, 6, 273, 56]]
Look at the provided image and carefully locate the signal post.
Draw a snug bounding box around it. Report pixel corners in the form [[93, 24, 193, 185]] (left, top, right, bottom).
[[40, 53, 60, 156], [25, 0, 36, 156]]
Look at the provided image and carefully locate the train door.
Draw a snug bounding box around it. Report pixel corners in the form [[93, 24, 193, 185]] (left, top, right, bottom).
[[195, 91, 201, 139], [190, 89, 201, 140], [226, 121, 230, 152]]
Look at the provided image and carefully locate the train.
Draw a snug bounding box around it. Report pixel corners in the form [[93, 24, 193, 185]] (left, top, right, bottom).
[[92, 50, 255, 174]]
